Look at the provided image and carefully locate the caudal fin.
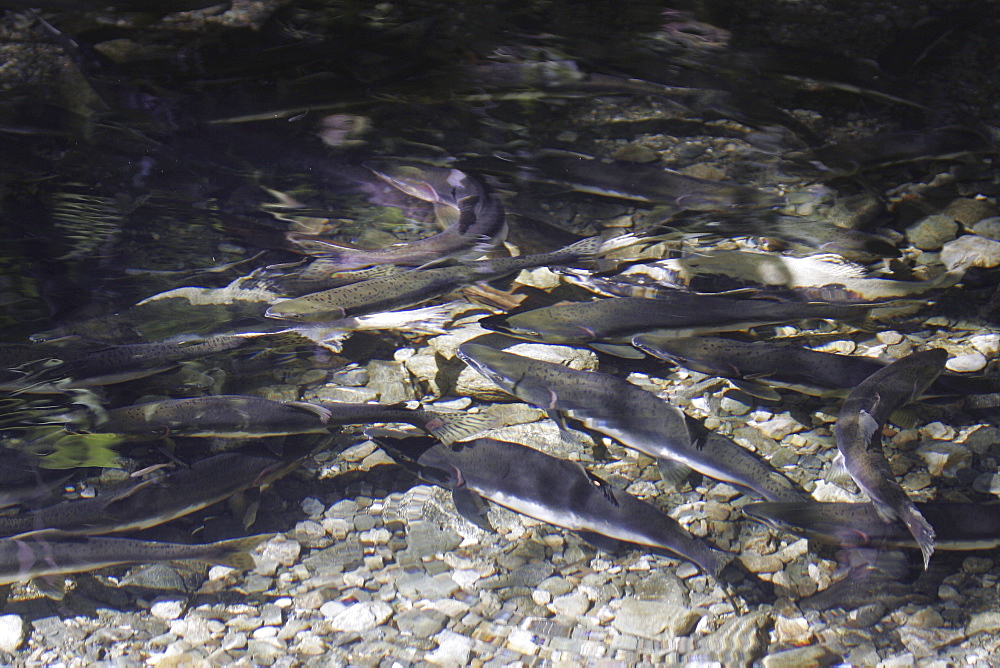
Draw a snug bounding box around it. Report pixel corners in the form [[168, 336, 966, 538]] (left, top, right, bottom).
[[209, 534, 273, 570], [900, 505, 936, 570]]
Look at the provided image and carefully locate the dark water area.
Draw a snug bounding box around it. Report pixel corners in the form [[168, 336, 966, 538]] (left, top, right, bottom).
[[1, 0, 1000, 663]]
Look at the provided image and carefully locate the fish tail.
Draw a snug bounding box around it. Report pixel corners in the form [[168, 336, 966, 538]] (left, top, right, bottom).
[[424, 411, 495, 445], [209, 534, 273, 570], [900, 505, 936, 569]]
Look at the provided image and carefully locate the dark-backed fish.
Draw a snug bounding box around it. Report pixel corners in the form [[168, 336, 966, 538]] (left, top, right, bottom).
[[414, 436, 733, 579], [265, 234, 620, 322], [0, 452, 305, 538], [456, 343, 804, 501], [744, 501, 1000, 552], [633, 335, 1000, 398], [481, 294, 870, 347], [0, 336, 248, 393], [0, 531, 269, 587], [835, 348, 949, 568], [80, 395, 490, 444]]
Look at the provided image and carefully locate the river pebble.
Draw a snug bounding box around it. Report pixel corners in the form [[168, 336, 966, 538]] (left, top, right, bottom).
[[612, 599, 700, 638], [940, 234, 1000, 270], [0, 616, 26, 654], [945, 351, 987, 372], [906, 214, 959, 250], [325, 601, 393, 632], [150, 598, 188, 621]]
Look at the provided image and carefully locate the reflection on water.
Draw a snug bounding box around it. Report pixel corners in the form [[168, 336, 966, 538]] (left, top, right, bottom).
[[1, 0, 1000, 663]]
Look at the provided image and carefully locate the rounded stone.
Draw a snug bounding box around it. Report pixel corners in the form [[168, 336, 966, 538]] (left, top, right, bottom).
[[940, 234, 1000, 270], [326, 601, 393, 632], [150, 597, 188, 621], [0, 615, 26, 653], [972, 216, 1000, 240], [906, 214, 959, 250], [945, 351, 986, 373]]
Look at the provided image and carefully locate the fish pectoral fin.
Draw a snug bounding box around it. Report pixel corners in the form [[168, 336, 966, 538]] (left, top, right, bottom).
[[426, 412, 496, 445], [547, 409, 572, 434], [656, 458, 693, 490], [729, 378, 782, 402], [32, 576, 67, 601], [575, 530, 624, 554], [579, 465, 619, 507], [229, 488, 262, 529], [856, 410, 881, 444], [587, 342, 646, 359], [451, 488, 494, 532]]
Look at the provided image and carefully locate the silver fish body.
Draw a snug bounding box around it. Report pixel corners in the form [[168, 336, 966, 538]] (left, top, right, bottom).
[[89, 395, 488, 442], [265, 236, 603, 322], [482, 294, 869, 345], [457, 343, 805, 502], [93, 395, 333, 438], [634, 335, 998, 398], [418, 437, 732, 579], [0, 532, 268, 586]]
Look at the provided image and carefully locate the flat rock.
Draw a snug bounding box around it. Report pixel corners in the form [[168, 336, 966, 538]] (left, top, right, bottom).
[[762, 644, 839, 668], [966, 611, 1000, 636], [548, 591, 591, 618], [972, 216, 1000, 240], [695, 611, 771, 665], [425, 630, 473, 666], [326, 601, 393, 632], [613, 599, 701, 638], [366, 359, 416, 403], [906, 214, 958, 250], [945, 351, 987, 373], [940, 234, 1000, 271], [150, 597, 188, 621]]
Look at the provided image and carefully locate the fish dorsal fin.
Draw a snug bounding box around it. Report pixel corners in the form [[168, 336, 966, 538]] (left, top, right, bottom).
[[283, 401, 333, 424], [452, 487, 494, 532]]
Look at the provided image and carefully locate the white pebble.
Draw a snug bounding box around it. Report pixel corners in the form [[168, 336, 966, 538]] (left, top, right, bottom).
[[946, 351, 987, 373], [150, 597, 187, 621], [319, 601, 346, 619], [252, 626, 279, 640], [0, 615, 26, 653], [326, 601, 393, 632]]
